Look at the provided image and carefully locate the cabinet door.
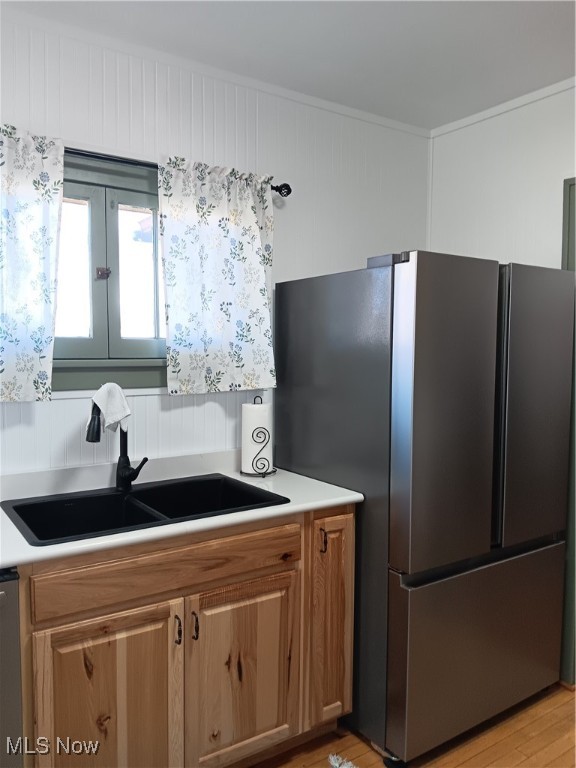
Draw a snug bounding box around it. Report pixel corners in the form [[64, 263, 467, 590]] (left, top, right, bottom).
[[185, 571, 300, 768], [311, 513, 354, 725], [33, 599, 184, 768]]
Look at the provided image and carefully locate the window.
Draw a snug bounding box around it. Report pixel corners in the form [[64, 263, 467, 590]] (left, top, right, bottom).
[[53, 153, 167, 390]]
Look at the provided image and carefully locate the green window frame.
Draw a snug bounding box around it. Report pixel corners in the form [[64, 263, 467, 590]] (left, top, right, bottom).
[[53, 152, 168, 391]]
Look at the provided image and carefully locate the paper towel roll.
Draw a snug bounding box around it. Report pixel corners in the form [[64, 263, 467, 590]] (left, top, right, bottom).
[[241, 402, 273, 475]]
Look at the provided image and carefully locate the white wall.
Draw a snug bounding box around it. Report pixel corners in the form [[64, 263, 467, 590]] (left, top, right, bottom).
[[428, 83, 575, 267], [0, 8, 430, 476], [2, 9, 573, 480]]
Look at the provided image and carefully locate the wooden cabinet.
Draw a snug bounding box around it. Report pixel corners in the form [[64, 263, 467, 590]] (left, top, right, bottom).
[[33, 600, 184, 768], [310, 513, 355, 726], [186, 571, 300, 767], [21, 506, 354, 768]]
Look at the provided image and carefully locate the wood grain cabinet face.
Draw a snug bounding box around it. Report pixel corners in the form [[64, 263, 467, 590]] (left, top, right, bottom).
[[25, 510, 355, 768], [185, 571, 300, 768], [310, 513, 355, 726], [33, 600, 185, 768]]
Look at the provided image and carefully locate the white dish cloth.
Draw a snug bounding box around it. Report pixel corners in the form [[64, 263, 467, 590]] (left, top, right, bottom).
[[92, 383, 131, 432]]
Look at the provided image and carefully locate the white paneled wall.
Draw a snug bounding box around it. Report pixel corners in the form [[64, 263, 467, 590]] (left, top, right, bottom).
[[429, 83, 575, 267], [0, 8, 430, 477], [0, 9, 430, 284], [0, 390, 254, 476]]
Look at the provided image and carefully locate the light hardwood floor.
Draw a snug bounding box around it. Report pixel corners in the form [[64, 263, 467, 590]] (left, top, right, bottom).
[[257, 685, 575, 768]]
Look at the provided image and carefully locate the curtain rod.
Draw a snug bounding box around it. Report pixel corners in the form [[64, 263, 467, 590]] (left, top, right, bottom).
[[65, 147, 292, 196]]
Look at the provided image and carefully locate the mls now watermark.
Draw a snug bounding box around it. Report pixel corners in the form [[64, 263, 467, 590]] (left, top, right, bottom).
[[6, 737, 100, 756]]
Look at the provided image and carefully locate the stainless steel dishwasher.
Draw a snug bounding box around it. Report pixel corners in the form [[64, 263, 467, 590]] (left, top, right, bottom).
[[0, 569, 23, 768]]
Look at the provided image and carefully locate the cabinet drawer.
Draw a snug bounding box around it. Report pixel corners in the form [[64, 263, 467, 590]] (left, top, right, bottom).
[[31, 523, 301, 624]]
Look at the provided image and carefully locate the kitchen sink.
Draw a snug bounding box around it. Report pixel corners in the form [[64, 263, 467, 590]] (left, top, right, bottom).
[[1, 490, 164, 546], [131, 474, 289, 520], [1, 474, 290, 546]]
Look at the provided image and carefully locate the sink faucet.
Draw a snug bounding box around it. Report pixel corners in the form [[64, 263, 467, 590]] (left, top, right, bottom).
[[116, 426, 149, 492], [86, 402, 149, 491]]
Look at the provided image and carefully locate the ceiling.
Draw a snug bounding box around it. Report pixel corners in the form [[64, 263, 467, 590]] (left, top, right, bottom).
[[7, 1, 576, 130]]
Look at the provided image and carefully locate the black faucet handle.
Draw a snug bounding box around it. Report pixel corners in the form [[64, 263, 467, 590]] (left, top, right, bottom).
[[116, 455, 149, 491], [131, 457, 149, 480], [118, 456, 149, 481]]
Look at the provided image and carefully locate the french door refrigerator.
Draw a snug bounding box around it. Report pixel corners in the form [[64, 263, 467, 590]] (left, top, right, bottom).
[[274, 250, 574, 764]]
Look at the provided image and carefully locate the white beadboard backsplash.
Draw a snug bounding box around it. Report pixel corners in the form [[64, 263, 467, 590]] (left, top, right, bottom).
[[0, 390, 259, 476]]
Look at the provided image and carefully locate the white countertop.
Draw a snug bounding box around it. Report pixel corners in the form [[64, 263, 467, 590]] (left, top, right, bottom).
[[0, 455, 363, 569]]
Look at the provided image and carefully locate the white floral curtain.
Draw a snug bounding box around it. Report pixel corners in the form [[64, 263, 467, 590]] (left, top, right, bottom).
[[0, 125, 64, 401], [158, 159, 276, 395]]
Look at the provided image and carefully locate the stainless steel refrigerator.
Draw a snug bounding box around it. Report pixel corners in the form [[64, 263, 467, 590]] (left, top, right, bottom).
[[274, 250, 574, 764]]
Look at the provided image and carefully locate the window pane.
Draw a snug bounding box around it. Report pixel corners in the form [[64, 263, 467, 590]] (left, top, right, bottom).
[[118, 205, 165, 339], [55, 198, 92, 338]]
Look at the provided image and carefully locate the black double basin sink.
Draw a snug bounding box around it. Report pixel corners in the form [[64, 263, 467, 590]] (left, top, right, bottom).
[[1, 474, 290, 546]]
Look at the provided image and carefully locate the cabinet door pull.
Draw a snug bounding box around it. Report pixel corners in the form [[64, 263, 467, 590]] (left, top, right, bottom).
[[191, 611, 200, 640], [320, 527, 328, 553], [175, 614, 183, 645]]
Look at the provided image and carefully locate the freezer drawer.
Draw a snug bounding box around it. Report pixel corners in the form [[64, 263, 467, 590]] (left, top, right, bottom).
[[386, 543, 565, 763]]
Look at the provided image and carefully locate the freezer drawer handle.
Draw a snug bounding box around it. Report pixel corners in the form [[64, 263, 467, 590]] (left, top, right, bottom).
[[320, 528, 328, 553]]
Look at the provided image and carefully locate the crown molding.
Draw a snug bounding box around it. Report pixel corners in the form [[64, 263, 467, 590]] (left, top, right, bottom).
[[431, 78, 575, 138], [1, 5, 430, 139]]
